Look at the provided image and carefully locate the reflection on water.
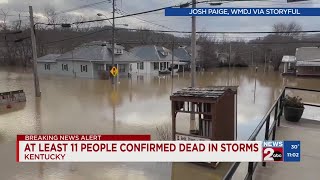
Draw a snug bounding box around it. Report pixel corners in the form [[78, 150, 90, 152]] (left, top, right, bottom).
[[1, 67, 320, 179]]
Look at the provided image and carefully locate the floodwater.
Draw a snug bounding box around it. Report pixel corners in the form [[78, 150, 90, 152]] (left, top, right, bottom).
[[1, 67, 320, 180]]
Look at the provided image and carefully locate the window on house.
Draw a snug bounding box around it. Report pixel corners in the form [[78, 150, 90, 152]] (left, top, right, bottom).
[[129, 64, 132, 71], [97, 64, 105, 71], [44, 64, 50, 70], [153, 62, 159, 70], [160, 62, 164, 70], [81, 65, 88, 72], [140, 62, 144, 70], [61, 64, 68, 71], [116, 49, 123, 54], [119, 64, 126, 73], [137, 62, 143, 69]]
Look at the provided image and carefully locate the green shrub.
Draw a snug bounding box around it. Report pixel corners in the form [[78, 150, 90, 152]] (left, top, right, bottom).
[[283, 95, 304, 108]]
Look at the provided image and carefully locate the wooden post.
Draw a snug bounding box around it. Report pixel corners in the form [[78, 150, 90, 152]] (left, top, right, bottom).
[[29, 6, 41, 97], [229, 43, 231, 69], [172, 101, 176, 140]]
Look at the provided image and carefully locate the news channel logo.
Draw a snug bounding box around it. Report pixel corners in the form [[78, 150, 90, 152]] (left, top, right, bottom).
[[262, 141, 300, 162]]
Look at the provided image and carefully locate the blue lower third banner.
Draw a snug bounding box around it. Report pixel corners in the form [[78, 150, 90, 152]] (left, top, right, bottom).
[[283, 141, 301, 162], [262, 141, 300, 162], [165, 8, 320, 16]]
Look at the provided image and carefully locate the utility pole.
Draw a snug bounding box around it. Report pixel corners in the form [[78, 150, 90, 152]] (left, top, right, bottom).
[[171, 37, 174, 94], [264, 51, 267, 72], [111, 0, 115, 85], [191, 0, 196, 88], [171, 37, 175, 77], [190, 0, 197, 132], [29, 6, 41, 97], [251, 50, 254, 67], [229, 43, 231, 69]]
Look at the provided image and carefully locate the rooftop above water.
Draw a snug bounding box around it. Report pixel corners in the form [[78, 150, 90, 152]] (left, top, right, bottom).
[[171, 86, 237, 99]]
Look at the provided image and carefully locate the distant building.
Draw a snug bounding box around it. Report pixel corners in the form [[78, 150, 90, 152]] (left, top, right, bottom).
[[295, 47, 320, 77], [37, 41, 141, 79], [37, 54, 61, 75], [281, 55, 296, 75], [217, 53, 229, 64], [129, 45, 181, 75]]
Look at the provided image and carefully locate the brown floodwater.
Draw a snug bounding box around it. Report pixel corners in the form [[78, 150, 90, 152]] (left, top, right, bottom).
[[1, 67, 320, 180]]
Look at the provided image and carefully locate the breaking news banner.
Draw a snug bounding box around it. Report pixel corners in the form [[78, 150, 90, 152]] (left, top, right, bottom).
[[16, 135, 300, 162], [165, 8, 320, 16]]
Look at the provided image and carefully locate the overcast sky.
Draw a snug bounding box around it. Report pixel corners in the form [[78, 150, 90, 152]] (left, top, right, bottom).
[[1, 0, 320, 40]]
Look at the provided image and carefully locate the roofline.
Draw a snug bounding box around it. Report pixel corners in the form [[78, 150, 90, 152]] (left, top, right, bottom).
[[154, 45, 161, 61], [37, 61, 57, 63]]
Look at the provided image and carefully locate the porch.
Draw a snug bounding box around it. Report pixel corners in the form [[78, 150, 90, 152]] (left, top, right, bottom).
[[223, 87, 320, 180], [92, 63, 130, 79], [253, 118, 320, 180]]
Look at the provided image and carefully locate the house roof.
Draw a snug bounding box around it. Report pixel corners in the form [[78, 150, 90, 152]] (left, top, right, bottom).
[[56, 41, 141, 63], [281, 55, 296, 63], [170, 86, 237, 100], [129, 45, 180, 61], [173, 47, 191, 62], [37, 54, 61, 63], [296, 47, 320, 61]]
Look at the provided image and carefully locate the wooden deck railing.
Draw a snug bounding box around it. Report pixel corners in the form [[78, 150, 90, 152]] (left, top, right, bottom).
[[223, 86, 320, 180]]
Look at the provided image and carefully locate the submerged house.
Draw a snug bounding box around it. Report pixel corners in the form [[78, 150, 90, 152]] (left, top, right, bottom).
[[281, 55, 297, 75], [37, 54, 61, 75], [173, 46, 191, 71], [295, 47, 320, 77], [129, 45, 181, 75], [37, 41, 141, 79]]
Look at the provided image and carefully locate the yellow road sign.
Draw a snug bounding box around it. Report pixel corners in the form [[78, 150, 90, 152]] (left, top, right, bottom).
[[110, 66, 118, 77]]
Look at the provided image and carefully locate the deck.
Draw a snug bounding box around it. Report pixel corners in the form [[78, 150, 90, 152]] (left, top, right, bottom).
[[254, 118, 320, 180], [223, 87, 320, 180]]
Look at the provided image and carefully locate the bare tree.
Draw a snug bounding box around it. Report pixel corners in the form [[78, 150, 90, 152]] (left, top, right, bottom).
[[272, 21, 302, 39], [156, 123, 171, 141], [44, 6, 58, 29], [255, 22, 304, 71], [0, 9, 9, 30], [198, 34, 219, 69], [74, 15, 86, 32]]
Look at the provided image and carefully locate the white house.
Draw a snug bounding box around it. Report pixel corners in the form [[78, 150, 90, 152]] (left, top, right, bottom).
[[37, 41, 142, 79], [295, 47, 320, 77], [37, 54, 61, 75], [129, 45, 181, 75], [173, 46, 191, 71]]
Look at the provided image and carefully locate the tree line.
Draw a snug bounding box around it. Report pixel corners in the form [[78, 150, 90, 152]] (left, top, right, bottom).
[[0, 8, 319, 71]]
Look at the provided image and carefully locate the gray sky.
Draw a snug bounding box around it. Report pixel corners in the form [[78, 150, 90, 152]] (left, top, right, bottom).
[[1, 0, 320, 40]]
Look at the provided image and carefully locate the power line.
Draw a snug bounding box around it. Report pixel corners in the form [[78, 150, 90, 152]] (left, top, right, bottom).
[[0, 14, 29, 17], [56, 0, 110, 15], [116, 9, 175, 30], [70, 0, 211, 25], [43, 28, 113, 45]]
